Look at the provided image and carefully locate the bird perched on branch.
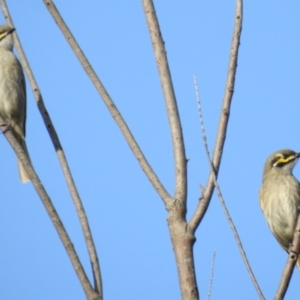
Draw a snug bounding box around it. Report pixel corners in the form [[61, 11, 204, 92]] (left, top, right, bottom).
[[0, 24, 30, 183], [260, 149, 300, 269]]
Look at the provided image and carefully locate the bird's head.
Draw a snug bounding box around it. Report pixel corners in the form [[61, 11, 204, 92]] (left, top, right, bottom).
[[263, 149, 300, 180], [0, 25, 15, 50]]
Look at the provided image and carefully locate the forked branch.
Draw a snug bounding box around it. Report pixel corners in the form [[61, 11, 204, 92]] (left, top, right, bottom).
[[142, 1, 197, 299]]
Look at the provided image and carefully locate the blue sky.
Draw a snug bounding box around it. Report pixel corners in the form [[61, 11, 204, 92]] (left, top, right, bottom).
[[0, 1, 300, 299]]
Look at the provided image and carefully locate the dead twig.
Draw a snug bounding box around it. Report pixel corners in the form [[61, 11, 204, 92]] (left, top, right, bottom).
[[206, 251, 216, 300], [193, 75, 265, 300], [189, 0, 243, 232]]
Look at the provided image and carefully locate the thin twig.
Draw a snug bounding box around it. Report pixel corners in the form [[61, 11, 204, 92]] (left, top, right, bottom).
[[42, 0, 172, 207], [189, 0, 243, 232], [206, 251, 216, 300], [142, 0, 187, 208], [0, 1, 102, 297], [193, 76, 265, 300], [275, 213, 300, 299], [0, 115, 98, 300]]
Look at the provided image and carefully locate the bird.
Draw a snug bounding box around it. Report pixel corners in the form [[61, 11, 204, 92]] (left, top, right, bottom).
[[0, 24, 30, 183], [260, 149, 300, 270]]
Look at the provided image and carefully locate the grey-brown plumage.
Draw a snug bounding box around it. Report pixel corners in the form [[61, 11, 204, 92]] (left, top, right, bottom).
[[260, 149, 300, 269], [0, 25, 29, 183]]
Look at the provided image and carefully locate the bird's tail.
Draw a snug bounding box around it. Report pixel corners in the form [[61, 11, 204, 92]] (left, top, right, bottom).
[[14, 133, 30, 183]]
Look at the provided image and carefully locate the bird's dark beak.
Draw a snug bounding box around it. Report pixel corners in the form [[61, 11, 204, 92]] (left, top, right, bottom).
[[296, 153, 300, 158], [7, 28, 15, 35]]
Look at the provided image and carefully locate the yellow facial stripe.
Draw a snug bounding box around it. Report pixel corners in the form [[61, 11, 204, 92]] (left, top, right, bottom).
[[0, 32, 8, 40], [275, 156, 295, 166]]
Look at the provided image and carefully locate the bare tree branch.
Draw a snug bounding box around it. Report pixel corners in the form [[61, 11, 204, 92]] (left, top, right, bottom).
[[275, 213, 300, 299], [193, 75, 265, 300], [0, 1, 102, 297], [0, 115, 99, 300], [142, 0, 187, 207], [189, 0, 243, 232], [141, 1, 198, 299], [42, 0, 172, 207]]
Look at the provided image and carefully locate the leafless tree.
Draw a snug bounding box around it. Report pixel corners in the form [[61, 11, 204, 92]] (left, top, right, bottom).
[[1, 0, 299, 299]]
